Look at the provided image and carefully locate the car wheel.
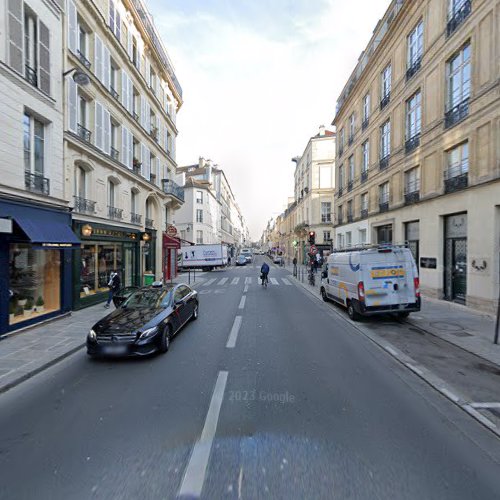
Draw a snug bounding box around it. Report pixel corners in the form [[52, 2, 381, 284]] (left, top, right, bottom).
[[191, 302, 199, 321], [321, 288, 329, 302], [159, 325, 171, 353], [347, 302, 360, 321]]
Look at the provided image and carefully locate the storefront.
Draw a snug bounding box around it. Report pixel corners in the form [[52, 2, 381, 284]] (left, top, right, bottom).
[[163, 233, 181, 282], [72, 221, 141, 309], [0, 199, 79, 336]]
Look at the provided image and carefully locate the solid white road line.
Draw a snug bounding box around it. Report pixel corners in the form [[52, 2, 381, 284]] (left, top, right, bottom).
[[218, 278, 229, 285], [238, 296, 246, 309], [226, 316, 242, 349], [282, 278, 292, 286], [245, 277, 252, 285], [178, 371, 229, 498], [231, 277, 240, 285], [269, 278, 279, 285], [202, 278, 217, 287]]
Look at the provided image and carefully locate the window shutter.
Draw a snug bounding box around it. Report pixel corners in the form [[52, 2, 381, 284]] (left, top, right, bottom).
[[95, 102, 103, 150], [94, 34, 103, 81], [67, 76, 78, 132], [115, 11, 121, 40], [103, 108, 111, 154], [38, 21, 51, 95], [144, 146, 151, 179], [121, 71, 128, 109], [103, 46, 110, 90], [145, 101, 150, 133], [122, 126, 128, 167], [67, 0, 77, 54], [137, 48, 142, 73], [128, 78, 133, 113], [127, 28, 133, 58], [128, 130, 133, 169], [8, 0, 23, 74], [145, 58, 151, 85], [140, 96, 146, 128], [109, 0, 115, 31], [141, 144, 146, 177]]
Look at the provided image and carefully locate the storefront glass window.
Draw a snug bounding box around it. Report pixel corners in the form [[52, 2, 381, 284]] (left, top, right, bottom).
[[9, 244, 61, 325]]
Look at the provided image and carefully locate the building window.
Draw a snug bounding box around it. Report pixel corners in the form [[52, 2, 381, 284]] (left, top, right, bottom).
[[381, 64, 391, 107], [196, 190, 203, 204], [361, 192, 368, 217], [347, 200, 353, 222], [24, 8, 37, 83], [346, 232, 352, 247], [379, 182, 390, 210], [337, 233, 344, 249], [348, 156, 355, 189], [108, 180, 115, 207], [447, 0, 472, 37], [380, 120, 391, 162], [23, 113, 45, 176], [196, 230, 203, 244], [338, 164, 344, 193], [406, 91, 422, 152], [323, 231, 331, 243], [445, 142, 469, 192], [321, 202, 331, 223], [445, 42, 471, 127], [362, 94, 370, 127], [338, 205, 343, 224], [349, 113, 355, 143], [407, 21, 423, 78], [377, 224, 393, 244], [405, 221, 420, 265], [109, 0, 121, 40], [362, 141, 369, 177], [405, 167, 421, 204], [359, 229, 367, 245], [338, 128, 344, 155], [110, 61, 119, 98], [196, 209, 203, 223]]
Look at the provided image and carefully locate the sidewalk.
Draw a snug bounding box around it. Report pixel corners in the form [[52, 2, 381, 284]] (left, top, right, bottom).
[[0, 276, 206, 394], [278, 259, 500, 368]]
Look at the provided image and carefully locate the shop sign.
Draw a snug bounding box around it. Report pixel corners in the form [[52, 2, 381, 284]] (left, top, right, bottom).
[[420, 257, 437, 269], [0, 218, 12, 233], [84, 226, 138, 240], [167, 225, 177, 237], [40, 243, 75, 248]]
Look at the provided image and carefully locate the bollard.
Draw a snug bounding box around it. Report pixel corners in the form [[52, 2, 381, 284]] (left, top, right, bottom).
[[188, 270, 191, 285], [194, 268, 196, 283]]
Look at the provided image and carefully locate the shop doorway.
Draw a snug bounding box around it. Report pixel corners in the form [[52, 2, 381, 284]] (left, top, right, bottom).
[[444, 213, 467, 304]]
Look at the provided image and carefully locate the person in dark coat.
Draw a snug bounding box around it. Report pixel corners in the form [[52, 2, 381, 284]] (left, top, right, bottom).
[[104, 270, 121, 308]]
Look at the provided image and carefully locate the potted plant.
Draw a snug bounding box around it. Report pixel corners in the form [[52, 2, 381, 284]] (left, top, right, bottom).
[[35, 296, 45, 313], [18, 295, 27, 307], [23, 298, 34, 317], [9, 302, 16, 322]]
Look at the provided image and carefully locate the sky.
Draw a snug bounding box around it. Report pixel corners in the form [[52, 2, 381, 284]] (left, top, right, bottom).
[[149, 0, 391, 240]]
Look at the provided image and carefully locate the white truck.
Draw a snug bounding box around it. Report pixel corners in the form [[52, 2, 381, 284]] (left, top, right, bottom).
[[179, 244, 228, 271], [320, 245, 421, 321]]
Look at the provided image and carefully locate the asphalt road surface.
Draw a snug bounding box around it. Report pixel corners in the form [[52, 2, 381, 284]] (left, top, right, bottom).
[[1, 258, 500, 499]]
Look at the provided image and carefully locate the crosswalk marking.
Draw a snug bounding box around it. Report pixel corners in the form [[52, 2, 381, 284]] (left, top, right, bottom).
[[218, 278, 229, 285], [231, 277, 240, 285], [282, 278, 292, 286], [202, 278, 217, 287], [199, 277, 295, 288], [269, 278, 279, 285], [245, 277, 252, 285]]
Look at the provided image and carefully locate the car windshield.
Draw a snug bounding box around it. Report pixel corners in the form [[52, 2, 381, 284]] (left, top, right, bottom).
[[123, 289, 172, 309]]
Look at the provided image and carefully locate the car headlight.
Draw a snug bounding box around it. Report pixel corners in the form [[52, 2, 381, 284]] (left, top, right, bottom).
[[138, 326, 158, 340], [88, 329, 96, 341]]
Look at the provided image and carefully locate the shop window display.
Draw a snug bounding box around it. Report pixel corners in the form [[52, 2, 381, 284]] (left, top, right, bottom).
[[9, 244, 61, 325]]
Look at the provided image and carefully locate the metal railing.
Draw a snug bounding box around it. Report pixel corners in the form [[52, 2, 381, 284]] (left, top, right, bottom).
[[347, 214, 354, 223], [406, 55, 422, 81], [77, 123, 92, 143], [110, 147, 119, 161], [444, 169, 468, 193], [361, 208, 368, 219], [108, 206, 123, 220], [379, 154, 390, 171], [337, 186, 344, 197], [161, 178, 185, 202], [338, 146, 344, 158], [321, 215, 332, 223], [405, 134, 420, 154], [145, 218, 154, 228], [133, 160, 142, 174], [361, 118, 369, 131], [404, 190, 420, 205], [348, 134, 355, 146], [447, 0, 472, 37], [74, 196, 96, 213], [25, 171, 49, 195], [380, 92, 391, 110], [110, 86, 119, 100], [361, 170, 369, 183], [133, 112, 140, 122], [25, 65, 38, 86], [131, 213, 142, 224], [379, 201, 389, 213], [445, 98, 469, 128], [77, 50, 91, 69]]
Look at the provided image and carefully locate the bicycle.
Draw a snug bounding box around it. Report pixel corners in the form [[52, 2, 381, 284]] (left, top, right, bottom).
[[261, 273, 269, 288]]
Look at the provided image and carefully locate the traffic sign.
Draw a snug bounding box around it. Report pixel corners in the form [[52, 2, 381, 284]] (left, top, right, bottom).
[[309, 245, 317, 254], [167, 225, 177, 237]]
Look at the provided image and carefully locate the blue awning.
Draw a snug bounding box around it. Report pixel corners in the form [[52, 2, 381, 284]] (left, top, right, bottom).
[[12, 213, 80, 246]]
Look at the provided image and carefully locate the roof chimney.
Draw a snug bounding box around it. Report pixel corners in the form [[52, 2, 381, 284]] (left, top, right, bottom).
[[319, 125, 326, 136]]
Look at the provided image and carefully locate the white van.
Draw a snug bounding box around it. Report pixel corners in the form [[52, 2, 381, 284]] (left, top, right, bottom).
[[320, 245, 421, 320], [179, 244, 228, 271]]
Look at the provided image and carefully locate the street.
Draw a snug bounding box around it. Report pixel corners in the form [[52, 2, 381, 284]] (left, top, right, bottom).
[[1, 258, 500, 500]]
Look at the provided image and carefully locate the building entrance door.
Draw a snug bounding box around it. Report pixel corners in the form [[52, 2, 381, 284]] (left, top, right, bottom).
[[444, 213, 467, 304]]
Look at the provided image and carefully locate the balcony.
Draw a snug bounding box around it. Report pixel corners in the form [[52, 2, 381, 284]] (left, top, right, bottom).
[[347, 214, 353, 223], [361, 208, 368, 219], [108, 206, 123, 220], [337, 186, 344, 197], [145, 218, 154, 228], [76, 50, 91, 69], [25, 171, 49, 196], [150, 173, 157, 185], [133, 112, 140, 122], [379, 201, 389, 213], [445, 99, 469, 128], [161, 178, 185, 202], [404, 190, 420, 205], [447, 0, 471, 37], [110, 86, 119, 100], [321, 215, 332, 224], [405, 134, 420, 154], [348, 134, 354, 146], [406, 56, 422, 81], [347, 180, 354, 192], [361, 118, 369, 131], [444, 171, 468, 194], [110, 147, 119, 161], [131, 213, 142, 225], [361, 170, 369, 183], [338, 146, 344, 158], [150, 127, 159, 142], [380, 92, 390, 110], [25, 65, 37, 87], [133, 160, 142, 175], [379, 154, 390, 171], [77, 123, 92, 143], [73, 196, 96, 214]]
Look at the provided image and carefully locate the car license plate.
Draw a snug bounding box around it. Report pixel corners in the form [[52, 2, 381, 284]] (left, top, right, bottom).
[[103, 345, 127, 355]]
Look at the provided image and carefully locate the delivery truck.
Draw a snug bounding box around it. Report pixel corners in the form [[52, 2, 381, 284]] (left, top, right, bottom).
[[320, 244, 421, 320], [179, 244, 228, 271]]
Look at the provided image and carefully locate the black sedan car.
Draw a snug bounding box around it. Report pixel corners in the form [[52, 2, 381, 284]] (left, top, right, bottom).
[[87, 283, 198, 358], [235, 255, 247, 266]]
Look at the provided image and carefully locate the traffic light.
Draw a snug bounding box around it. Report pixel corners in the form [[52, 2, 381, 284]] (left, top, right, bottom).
[[308, 231, 316, 244]]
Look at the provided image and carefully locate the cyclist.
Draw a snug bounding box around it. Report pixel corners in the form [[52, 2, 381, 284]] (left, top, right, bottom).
[[260, 261, 270, 286]]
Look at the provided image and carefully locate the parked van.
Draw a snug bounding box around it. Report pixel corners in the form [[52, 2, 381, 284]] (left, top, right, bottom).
[[179, 244, 228, 271], [320, 245, 420, 320]]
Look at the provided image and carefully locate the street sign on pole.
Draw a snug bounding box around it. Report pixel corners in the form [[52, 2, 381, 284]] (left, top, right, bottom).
[[309, 245, 317, 255]]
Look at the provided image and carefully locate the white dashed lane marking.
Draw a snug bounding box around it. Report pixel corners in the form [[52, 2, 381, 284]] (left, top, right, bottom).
[[245, 277, 252, 285]]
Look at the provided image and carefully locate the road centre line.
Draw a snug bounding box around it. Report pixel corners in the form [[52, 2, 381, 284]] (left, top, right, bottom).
[[226, 316, 242, 349], [238, 296, 246, 309], [178, 371, 229, 498]]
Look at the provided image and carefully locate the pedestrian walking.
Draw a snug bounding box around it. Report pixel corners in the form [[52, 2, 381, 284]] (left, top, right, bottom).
[[104, 270, 121, 308], [293, 256, 298, 277]]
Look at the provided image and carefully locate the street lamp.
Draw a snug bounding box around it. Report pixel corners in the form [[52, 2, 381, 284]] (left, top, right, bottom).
[[63, 67, 91, 86]]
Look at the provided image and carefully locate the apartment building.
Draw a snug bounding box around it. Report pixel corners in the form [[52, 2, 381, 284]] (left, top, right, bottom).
[[64, 0, 184, 308], [292, 126, 336, 264], [333, 0, 499, 312], [0, 0, 81, 335]]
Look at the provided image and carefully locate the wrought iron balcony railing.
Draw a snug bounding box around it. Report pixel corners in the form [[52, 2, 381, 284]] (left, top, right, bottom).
[[25, 171, 49, 196], [379, 201, 389, 213], [379, 154, 390, 171], [110, 86, 119, 100], [348, 134, 354, 146], [338, 146, 344, 158], [161, 178, 185, 202], [361, 208, 368, 219], [445, 98, 469, 128], [77, 50, 91, 69], [361, 118, 369, 131], [133, 160, 142, 175], [347, 214, 353, 223], [77, 123, 92, 143], [131, 213, 142, 225], [74, 196, 96, 213], [361, 170, 369, 183], [108, 206, 123, 220], [447, 0, 472, 37], [347, 180, 354, 192], [406, 56, 422, 81], [380, 92, 391, 110], [145, 218, 154, 228], [444, 171, 468, 194], [337, 186, 344, 197], [321, 215, 332, 223], [405, 134, 421, 154], [110, 147, 119, 161], [25, 65, 38, 87], [404, 190, 420, 205], [133, 112, 140, 122]]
